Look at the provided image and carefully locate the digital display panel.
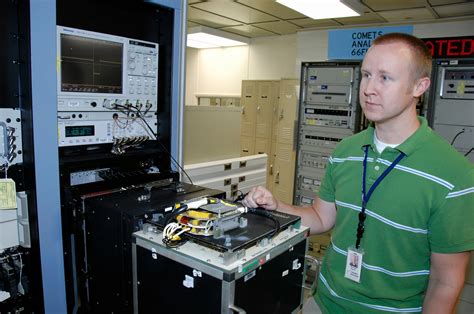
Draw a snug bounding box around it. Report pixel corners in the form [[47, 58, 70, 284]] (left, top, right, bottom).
[[65, 125, 95, 137], [422, 36, 473, 59], [60, 34, 123, 93]]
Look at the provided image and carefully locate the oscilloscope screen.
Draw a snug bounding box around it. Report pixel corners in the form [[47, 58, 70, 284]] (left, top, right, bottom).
[[60, 34, 123, 94]]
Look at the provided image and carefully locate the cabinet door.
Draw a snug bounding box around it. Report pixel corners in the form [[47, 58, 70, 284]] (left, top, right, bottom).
[[255, 81, 273, 139], [240, 136, 255, 156], [267, 140, 277, 192], [277, 79, 299, 145], [240, 81, 257, 137], [273, 143, 296, 204], [271, 81, 281, 143], [255, 137, 271, 155]]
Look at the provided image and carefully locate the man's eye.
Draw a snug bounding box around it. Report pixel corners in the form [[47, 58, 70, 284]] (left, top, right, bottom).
[[382, 75, 390, 81]]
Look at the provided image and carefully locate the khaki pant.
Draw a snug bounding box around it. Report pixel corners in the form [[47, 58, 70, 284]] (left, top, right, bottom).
[[302, 297, 323, 314]]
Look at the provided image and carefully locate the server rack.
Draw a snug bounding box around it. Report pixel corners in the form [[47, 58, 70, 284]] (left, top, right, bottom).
[[54, 1, 187, 312], [426, 58, 474, 162], [294, 61, 362, 205]]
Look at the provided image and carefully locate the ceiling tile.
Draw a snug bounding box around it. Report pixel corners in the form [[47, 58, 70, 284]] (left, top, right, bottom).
[[221, 24, 275, 38], [428, 0, 469, 5], [434, 2, 474, 17], [253, 20, 303, 35], [187, 21, 200, 28], [335, 12, 386, 25], [236, 0, 306, 19], [186, 0, 474, 37], [191, 1, 278, 24], [288, 18, 340, 28], [377, 8, 436, 22], [362, 0, 427, 11], [188, 7, 242, 28]]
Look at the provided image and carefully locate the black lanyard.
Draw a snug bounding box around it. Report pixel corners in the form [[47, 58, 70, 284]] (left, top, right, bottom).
[[355, 145, 405, 249]]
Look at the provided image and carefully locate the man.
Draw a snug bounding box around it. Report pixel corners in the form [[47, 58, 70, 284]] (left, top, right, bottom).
[[243, 33, 474, 313]]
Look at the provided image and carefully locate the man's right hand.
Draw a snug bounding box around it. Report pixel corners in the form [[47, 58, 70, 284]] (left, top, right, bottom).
[[242, 186, 278, 210], [243, 186, 338, 235]]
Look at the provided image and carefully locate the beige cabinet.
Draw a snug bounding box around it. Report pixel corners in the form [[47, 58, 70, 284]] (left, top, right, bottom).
[[240, 80, 278, 191], [271, 79, 299, 204], [240, 136, 255, 156], [240, 81, 257, 138], [240, 79, 298, 201], [255, 81, 273, 139], [267, 140, 277, 192], [254, 137, 271, 155], [240, 80, 279, 156], [271, 81, 281, 143], [184, 106, 241, 164], [272, 142, 296, 203], [276, 80, 298, 145]]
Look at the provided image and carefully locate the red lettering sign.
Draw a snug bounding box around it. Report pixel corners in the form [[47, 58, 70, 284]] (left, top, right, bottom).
[[422, 36, 473, 59]]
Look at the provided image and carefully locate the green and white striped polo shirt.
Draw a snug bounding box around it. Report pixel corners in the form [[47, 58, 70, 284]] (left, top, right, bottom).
[[315, 117, 474, 313]]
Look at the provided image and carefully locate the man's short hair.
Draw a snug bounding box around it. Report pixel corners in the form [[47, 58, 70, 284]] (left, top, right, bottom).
[[372, 33, 432, 79]]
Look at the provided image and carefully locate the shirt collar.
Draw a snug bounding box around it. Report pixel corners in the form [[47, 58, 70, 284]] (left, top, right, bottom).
[[361, 117, 430, 156]]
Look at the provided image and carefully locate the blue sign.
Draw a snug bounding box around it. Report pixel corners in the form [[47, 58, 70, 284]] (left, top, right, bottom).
[[328, 25, 413, 60]]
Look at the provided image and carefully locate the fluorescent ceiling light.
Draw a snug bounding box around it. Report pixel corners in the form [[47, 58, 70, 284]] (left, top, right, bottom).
[[276, 0, 362, 20], [187, 26, 249, 49]]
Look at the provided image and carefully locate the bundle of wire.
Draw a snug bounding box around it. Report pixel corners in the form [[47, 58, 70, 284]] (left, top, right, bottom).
[[162, 197, 282, 248], [162, 199, 225, 247], [176, 210, 215, 236], [162, 203, 190, 247], [162, 222, 191, 248], [111, 135, 149, 155], [162, 216, 217, 248], [105, 101, 194, 184]]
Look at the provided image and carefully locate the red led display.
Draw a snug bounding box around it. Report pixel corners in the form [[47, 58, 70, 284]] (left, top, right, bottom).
[[422, 36, 474, 59]]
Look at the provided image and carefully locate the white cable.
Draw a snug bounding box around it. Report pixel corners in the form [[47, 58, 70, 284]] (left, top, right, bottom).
[[163, 222, 191, 241], [173, 227, 191, 238], [204, 219, 213, 234], [163, 222, 180, 239], [135, 118, 156, 140], [114, 117, 129, 129]]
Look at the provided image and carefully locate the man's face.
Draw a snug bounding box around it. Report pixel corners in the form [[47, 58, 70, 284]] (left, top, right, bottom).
[[359, 42, 421, 126]]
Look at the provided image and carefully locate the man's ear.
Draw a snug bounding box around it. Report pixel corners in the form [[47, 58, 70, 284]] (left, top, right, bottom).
[[413, 77, 431, 98]]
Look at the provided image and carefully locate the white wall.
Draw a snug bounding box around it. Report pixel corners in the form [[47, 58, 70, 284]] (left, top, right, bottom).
[[413, 19, 474, 38], [185, 46, 249, 105], [297, 29, 328, 63], [184, 34, 298, 105], [196, 45, 249, 95], [185, 47, 199, 106], [248, 34, 298, 79]]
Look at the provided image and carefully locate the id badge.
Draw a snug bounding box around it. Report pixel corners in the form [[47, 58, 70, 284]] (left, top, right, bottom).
[[345, 246, 364, 283]]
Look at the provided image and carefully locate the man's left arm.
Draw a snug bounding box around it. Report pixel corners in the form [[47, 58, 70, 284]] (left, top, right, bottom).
[[423, 251, 471, 314]]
